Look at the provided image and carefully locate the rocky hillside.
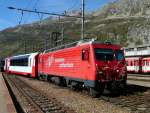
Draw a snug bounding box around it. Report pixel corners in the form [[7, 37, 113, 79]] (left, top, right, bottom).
[[92, 0, 150, 46], [0, 0, 150, 57]]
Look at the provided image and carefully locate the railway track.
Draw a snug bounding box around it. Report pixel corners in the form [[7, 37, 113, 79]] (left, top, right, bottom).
[[4, 74, 150, 113], [18, 75, 150, 113], [100, 85, 150, 113], [4, 74, 75, 113], [76, 84, 150, 113]]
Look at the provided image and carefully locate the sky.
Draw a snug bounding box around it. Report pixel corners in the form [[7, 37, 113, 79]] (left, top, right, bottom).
[[0, 0, 115, 31]]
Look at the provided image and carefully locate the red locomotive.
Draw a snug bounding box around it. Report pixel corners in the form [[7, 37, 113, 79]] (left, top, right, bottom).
[[4, 40, 127, 97]]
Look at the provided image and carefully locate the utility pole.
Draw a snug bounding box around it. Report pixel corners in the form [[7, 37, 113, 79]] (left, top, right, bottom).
[[24, 40, 27, 54], [58, 16, 64, 45], [81, 0, 85, 40], [8, 1, 85, 45], [61, 23, 64, 45], [45, 35, 49, 50]]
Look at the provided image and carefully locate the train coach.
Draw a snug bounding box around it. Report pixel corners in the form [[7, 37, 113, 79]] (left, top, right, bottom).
[[4, 53, 39, 78], [142, 57, 150, 73], [125, 57, 142, 73], [125, 57, 150, 74], [4, 40, 127, 97]]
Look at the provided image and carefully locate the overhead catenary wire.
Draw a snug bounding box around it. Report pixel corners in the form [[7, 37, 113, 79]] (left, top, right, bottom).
[[24, 0, 39, 24], [8, 6, 82, 18], [8, 0, 85, 53]]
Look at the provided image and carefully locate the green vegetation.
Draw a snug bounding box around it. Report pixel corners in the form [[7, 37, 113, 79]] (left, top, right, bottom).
[[0, 0, 149, 57]]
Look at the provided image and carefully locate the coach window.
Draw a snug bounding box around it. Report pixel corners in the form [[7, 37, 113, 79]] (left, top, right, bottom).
[[143, 61, 145, 66], [131, 61, 133, 66], [144, 61, 146, 66], [147, 61, 149, 66], [128, 61, 130, 66], [134, 61, 136, 66]]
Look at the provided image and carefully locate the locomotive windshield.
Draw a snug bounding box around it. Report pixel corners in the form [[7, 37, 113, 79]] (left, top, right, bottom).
[[94, 48, 114, 61], [115, 50, 124, 61], [94, 49, 124, 61]]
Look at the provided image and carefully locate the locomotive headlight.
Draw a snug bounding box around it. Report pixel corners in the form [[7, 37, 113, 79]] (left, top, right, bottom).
[[116, 69, 119, 73], [99, 71, 103, 74]]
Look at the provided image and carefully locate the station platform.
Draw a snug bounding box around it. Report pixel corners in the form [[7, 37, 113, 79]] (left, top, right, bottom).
[[0, 73, 17, 113]]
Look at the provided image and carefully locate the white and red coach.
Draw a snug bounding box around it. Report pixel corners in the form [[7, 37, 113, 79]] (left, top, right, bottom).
[[4, 53, 39, 77]]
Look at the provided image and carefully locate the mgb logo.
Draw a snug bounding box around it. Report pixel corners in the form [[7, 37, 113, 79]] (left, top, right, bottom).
[[48, 56, 54, 67]]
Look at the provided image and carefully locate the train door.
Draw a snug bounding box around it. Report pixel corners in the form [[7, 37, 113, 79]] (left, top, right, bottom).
[[82, 48, 90, 80], [34, 55, 39, 78], [146, 59, 150, 73]]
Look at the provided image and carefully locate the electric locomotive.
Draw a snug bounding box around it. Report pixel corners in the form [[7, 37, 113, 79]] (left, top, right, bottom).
[[38, 40, 127, 97]]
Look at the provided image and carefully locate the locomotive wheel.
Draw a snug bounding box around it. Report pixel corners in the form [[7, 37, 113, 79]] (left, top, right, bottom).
[[53, 77, 61, 85], [90, 88, 100, 98], [90, 85, 105, 98]]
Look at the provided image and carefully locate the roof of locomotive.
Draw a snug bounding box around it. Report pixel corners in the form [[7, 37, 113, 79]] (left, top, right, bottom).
[[84, 41, 121, 48]]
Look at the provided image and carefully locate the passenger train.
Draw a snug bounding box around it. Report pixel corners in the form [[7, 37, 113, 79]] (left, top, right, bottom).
[[126, 57, 150, 73], [3, 39, 127, 97]]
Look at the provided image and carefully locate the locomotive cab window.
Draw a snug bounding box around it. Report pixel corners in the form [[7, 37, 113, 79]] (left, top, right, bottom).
[[94, 48, 114, 61], [115, 50, 124, 61]]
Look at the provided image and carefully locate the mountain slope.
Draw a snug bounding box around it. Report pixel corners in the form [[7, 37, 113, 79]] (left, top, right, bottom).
[[0, 0, 150, 57]]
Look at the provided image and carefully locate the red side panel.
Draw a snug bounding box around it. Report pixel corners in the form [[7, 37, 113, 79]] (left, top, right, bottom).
[[38, 45, 96, 81]]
